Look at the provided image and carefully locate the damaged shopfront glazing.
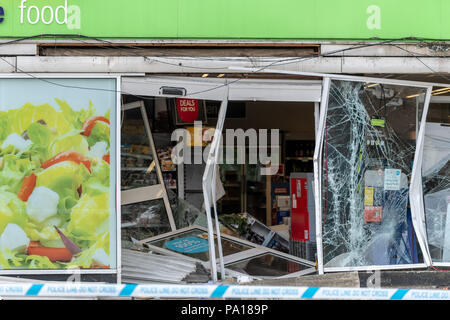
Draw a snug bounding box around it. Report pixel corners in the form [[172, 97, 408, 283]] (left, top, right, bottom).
[[315, 77, 433, 272]]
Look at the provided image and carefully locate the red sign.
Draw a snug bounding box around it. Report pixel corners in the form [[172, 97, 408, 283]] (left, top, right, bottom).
[[176, 98, 199, 123], [364, 206, 383, 223]]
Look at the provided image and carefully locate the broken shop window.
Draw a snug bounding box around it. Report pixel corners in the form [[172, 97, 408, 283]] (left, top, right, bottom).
[[320, 79, 428, 269]]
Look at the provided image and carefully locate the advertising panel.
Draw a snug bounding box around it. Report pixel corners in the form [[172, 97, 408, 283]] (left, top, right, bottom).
[[0, 77, 117, 271]]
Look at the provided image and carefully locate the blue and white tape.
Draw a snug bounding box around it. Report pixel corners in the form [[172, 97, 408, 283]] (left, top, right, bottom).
[[0, 283, 449, 299]]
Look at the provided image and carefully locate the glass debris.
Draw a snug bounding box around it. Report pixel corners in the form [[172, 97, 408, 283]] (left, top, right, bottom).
[[121, 198, 172, 241]]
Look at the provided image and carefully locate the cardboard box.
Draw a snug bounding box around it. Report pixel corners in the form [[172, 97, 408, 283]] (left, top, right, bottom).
[[276, 210, 290, 225]]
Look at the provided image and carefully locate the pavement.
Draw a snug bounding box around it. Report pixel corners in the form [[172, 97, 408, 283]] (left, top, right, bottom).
[[247, 269, 450, 290]]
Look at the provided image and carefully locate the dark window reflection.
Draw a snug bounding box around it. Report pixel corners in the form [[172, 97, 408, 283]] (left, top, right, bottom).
[[227, 253, 308, 277], [121, 199, 171, 241]]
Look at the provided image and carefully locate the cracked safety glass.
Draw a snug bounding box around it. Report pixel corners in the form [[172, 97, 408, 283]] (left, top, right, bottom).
[[321, 79, 427, 269], [422, 104, 450, 263]]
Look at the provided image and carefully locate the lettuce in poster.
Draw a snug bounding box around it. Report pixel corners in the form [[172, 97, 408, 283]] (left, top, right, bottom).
[[0, 99, 112, 270]]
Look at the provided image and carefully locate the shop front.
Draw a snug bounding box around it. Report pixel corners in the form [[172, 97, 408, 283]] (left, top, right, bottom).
[[0, 73, 447, 283], [120, 74, 449, 279]]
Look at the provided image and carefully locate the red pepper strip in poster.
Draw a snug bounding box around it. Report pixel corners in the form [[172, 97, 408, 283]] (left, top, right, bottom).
[[17, 173, 37, 201], [41, 151, 91, 173], [81, 116, 110, 137], [91, 265, 110, 269], [102, 154, 110, 164], [27, 241, 73, 262]]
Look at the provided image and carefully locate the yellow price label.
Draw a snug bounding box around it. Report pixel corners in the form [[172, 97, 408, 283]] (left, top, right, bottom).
[[364, 187, 374, 206]]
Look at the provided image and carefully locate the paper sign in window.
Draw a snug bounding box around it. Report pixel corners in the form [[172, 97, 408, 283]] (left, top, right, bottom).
[[384, 169, 402, 191]]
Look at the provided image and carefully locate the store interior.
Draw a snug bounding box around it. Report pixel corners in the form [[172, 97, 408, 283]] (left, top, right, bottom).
[[119, 76, 450, 277], [120, 92, 318, 263]]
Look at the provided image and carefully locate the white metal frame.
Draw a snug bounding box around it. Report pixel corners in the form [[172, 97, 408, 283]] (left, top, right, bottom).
[[202, 93, 228, 282], [0, 73, 121, 280], [228, 66, 450, 274], [314, 77, 331, 275], [121, 101, 176, 231], [121, 76, 322, 102], [315, 76, 433, 273], [137, 225, 315, 280]]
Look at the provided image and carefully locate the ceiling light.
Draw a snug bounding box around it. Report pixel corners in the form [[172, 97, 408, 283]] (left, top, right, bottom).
[[202, 74, 209, 78], [432, 87, 450, 94], [217, 74, 225, 78], [432, 89, 450, 96], [405, 93, 423, 99]]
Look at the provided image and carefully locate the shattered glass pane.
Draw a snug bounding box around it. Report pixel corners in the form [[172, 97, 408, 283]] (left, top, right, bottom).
[[121, 108, 160, 190], [321, 79, 426, 268], [226, 253, 310, 277], [422, 121, 450, 262]]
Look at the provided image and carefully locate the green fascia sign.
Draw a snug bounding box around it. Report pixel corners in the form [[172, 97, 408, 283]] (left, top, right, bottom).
[[0, 0, 448, 40]]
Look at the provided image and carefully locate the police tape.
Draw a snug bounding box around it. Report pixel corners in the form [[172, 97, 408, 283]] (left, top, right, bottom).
[[0, 283, 449, 299]]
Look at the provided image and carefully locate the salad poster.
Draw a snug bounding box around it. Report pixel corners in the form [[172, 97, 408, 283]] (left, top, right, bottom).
[[0, 78, 117, 270]]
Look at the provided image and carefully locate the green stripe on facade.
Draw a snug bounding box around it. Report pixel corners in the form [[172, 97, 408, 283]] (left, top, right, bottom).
[[0, 0, 448, 40]]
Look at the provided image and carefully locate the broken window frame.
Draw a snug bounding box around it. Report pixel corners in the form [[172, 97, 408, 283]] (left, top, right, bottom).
[[138, 225, 315, 280], [314, 76, 433, 274], [122, 73, 446, 276], [121, 101, 177, 239], [121, 76, 323, 282]]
